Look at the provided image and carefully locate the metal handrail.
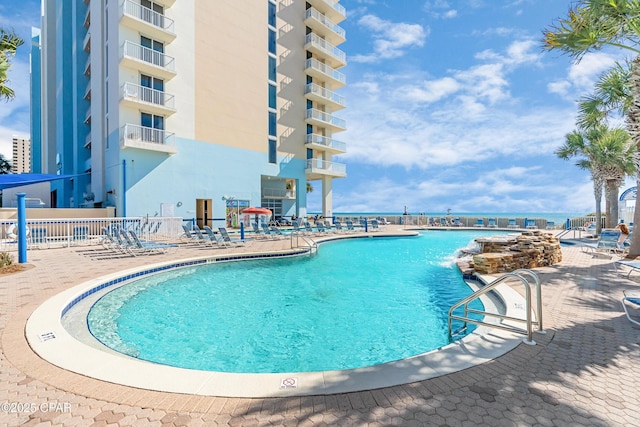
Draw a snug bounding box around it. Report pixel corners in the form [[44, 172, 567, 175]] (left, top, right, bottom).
[[290, 230, 318, 253], [448, 270, 542, 345]]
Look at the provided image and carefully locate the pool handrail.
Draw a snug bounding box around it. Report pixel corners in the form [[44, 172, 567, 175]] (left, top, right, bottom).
[[448, 269, 543, 345]]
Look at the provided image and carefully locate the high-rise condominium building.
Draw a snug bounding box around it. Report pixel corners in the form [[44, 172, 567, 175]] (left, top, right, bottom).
[[31, 0, 346, 223], [12, 136, 31, 174]]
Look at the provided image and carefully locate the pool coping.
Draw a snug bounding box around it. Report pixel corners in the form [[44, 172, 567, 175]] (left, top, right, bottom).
[[25, 237, 529, 398]]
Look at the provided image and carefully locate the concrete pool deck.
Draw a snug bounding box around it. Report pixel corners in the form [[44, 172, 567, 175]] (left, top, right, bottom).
[[1, 226, 640, 426]]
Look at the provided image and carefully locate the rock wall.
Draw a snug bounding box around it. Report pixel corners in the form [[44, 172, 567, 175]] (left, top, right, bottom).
[[470, 231, 562, 274]]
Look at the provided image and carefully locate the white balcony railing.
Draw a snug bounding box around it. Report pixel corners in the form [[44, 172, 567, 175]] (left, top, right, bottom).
[[306, 108, 346, 130], [306, 158, 346, 175], [122, 40, 175, 73], [319, 0, 346, 17], [83, 31, 91, 52], [121, 123, 176, 150], [122, 82, 175, 110], [305, 33, 346, 66], [305, 8, 345, 43], [85, 132, 92, 148], [122, 0, 175, 34], [305, 58, 346, 86], [305, 134, 346, 152], [308, 0, 346, 23], [305, 83, 346, 108]]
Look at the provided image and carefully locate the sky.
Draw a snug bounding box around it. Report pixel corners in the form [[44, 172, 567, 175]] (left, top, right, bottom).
[[0, 0, 635, 215]]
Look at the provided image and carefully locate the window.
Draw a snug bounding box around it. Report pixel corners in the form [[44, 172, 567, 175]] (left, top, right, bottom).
[[268, 29, 276, 54], [141, 112, 165, 143], [268, 1, 276, 28], [268, 139, 277, 164], [141, 74, 164, 105], [268, 111, 276, 137], [268, 56, 276, 82], [141, 0, 165, 28], [140, 36, 164, 66], [269, 84, 276, 109]]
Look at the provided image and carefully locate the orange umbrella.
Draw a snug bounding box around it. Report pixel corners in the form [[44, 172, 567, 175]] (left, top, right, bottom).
[[241, 207, 272, 215]]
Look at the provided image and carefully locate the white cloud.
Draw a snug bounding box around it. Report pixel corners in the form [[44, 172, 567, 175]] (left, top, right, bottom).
[[350, 15, 428, 63], [547, 51, 621, 100]]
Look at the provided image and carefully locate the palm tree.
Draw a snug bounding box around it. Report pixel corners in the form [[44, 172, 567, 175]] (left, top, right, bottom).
[[306, 182, 314, 193], [0, 154, 11, 174], [556, 126, 635, 231], [0, 28, 24, 101], [543, 0, 640, 255]]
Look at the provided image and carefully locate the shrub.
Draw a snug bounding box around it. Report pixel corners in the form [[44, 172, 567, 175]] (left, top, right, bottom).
[[0, 252, 14, 268]]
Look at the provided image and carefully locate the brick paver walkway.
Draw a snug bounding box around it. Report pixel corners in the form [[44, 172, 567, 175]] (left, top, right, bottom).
[[1, 231, 639, 426]]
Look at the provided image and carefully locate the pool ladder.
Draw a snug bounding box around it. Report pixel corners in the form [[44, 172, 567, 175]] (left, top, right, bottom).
[[448, 269, 545, 345], [290, 231, 318, 254]]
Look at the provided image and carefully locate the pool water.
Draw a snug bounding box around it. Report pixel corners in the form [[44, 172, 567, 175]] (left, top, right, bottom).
[[88, 231, 493, 373]]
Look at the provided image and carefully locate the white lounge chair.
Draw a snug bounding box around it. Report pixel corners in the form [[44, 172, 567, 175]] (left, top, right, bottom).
[[622, 290, 640, 326]]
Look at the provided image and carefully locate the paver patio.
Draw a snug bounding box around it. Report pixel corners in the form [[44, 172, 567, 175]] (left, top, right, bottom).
[[1, 228, 639, 426]]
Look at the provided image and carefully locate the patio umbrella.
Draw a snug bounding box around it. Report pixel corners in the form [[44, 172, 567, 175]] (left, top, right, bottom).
[[241, 207, 272, 227]]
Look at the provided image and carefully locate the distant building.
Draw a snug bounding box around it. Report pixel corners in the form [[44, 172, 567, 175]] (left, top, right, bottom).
[[31, 0, 347, 222], [11, 136, 31, 174]]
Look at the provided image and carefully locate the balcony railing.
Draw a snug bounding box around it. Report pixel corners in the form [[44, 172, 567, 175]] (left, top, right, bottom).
[[85, 132, 92, 148], [306, 108, 346, 130], [83, 31, 91, 52], [122, 40, 175, 73], [306, 158, 346, 175], [305, 8, 345, 44], [121, 123, 176, 154], [122, 0, 175, 35], [262, 188, 295, 199], [308, 0, 346, 23], [122, 82, 175, 110], [305, 134, 346, 153], [305, 58, 346, 88], [305, 33, 346, 66], [305, 83, 345, 109]]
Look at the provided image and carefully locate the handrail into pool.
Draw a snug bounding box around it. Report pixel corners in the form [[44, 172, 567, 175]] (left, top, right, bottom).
[[290, 230, 318, 253], [448, 270, 543, 345]]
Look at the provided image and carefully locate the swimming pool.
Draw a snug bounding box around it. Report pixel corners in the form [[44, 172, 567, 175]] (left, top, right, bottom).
[[86, 231, 491, 374]]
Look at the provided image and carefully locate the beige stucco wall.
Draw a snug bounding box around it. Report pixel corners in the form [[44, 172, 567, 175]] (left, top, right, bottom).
[[194, 1, 268, 152]]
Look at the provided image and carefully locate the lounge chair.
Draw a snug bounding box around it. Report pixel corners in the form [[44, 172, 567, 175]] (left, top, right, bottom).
[[127, 230, 178, 254], [315, 222, 330, 233], [345, 220, 359, 232], [333, 220, 346, 233], [546, 221, 555, 230], [525, 219, 537, 229], [614, 259, 640, 278], [487, 218, 497, 228], [193, 226, 218, 246], [203, 226, 225, 247], [580, 229, 621, 256], [474, 219, 484, 228], [370, 219, 383, 231], [622, 290, 640, 326], [180, 224, 200, 243], [29, 227, 50, 249], [218, 227, 245, 246], [507, 219, 518, 228]]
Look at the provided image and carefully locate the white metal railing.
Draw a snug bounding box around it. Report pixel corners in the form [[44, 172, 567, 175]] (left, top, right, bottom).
[[121, 123, 175, 147], [305, 83, 346, 108], [122, 82, 175, 110], [85, 132, 92, 147], [316, 0, 346, 17], [305, 8, 345, 39], [262, 188, 295, 198], [122, 0, 175, 34], [83, 31, 91, 51], [305, 33, 346, 64], [122, 40, 175, 72], [84, 57, 91, 76], [0, 217, 183, 251], [85, 107, 91, 123], [305, 134, 346, 152], [448, 270, 544, 345], [306, 108, 346, 129], [306, 158, 346, 175], [305, 58, 346, 85]]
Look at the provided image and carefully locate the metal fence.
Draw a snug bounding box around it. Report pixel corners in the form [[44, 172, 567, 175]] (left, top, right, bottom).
[[0, 217, 183, 252]]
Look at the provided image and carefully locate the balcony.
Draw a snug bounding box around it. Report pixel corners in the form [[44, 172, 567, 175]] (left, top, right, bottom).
[[305, 158, 347, 178], [84, 157, 92, 172], [84, 83, 91, 101], [262, 188, 295, 199], [121, 40, 176, 80], [83, 7, 90, 28], [121, 123, 177, 154], [305, 83, 345, 111], [120, 0, 176, 43], [305, 33, 346, 68], [120, 82, 176, 116], [84, 107, 91, 124], [84, 132, 92, 148], [304, 8, 345, 45], [305, 58, 346, 89], [84, 57, 91, 76], [83, 30, 91, 53], [305, 134, 346, 154], [306, 109, 346, 132], [307, 0, 346, 24]]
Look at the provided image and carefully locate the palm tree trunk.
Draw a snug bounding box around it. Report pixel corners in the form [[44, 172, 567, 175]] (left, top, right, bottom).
[[625, 56, 640, 257], [594, 179, 603, 235], [604, 183, 613, 228]]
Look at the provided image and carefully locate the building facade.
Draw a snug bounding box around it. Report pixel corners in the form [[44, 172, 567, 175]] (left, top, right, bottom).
[[31, 0, 346, 222], [11, 137, 32, 174]]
